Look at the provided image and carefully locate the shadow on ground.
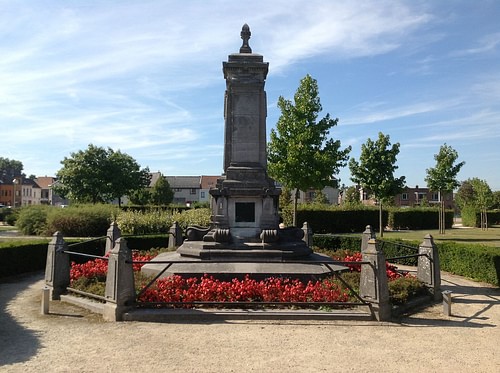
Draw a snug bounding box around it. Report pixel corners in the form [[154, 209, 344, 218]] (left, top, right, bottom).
[[0, 272, 42, 366]]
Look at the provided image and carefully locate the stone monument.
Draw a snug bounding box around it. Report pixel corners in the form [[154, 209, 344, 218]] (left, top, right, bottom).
[[142, 25, 343, 280]]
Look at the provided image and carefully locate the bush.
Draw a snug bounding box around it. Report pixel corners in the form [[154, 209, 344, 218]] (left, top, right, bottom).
[[297, 206, 387, 233], [438, 242, 500, 285], [46, 204, 119, 237], [0, 240, 50, 277], [15, 205, 51, 235], [172, 208, 211, 230], [388, 207, 453, 230], [389, 277, 427, 305], [116, 209, 173, 235]]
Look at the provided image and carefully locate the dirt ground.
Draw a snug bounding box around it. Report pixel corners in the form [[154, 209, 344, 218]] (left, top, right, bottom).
[[1, 271, 499, 373]]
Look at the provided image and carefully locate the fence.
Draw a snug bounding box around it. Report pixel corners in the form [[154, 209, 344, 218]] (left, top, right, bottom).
[[43, 223, 441, 322]]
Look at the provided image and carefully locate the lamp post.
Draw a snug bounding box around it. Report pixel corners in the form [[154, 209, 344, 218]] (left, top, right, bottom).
[[12, 178, 19, 207]]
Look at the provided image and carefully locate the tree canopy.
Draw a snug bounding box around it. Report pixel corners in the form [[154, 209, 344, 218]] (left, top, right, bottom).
[[150, 175, 174, 206], [425, 144, 465, 193], [267, 74, 351, 225], [54, 144, 150, 206], [425, 144, 464, 233], [349, 132, 406, 236], [0, 157, 23, 182]]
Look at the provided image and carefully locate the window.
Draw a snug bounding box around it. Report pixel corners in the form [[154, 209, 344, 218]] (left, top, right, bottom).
[[200, 191, 205, 198], [431, 193, 439, 201], [190, 188, 196, 195], [401, 193, 408, 200]]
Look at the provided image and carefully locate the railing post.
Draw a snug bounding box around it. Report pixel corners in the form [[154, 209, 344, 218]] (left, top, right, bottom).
[[360, 238, 391, 321], [105, 222, 121, 255], [103, 238, 135, 321], [361, 225, 376, 252], [417, 234, 441, 301], [168, 221, 183, 248], [301, 222, 313, 248], [44, 231, 70, 300]]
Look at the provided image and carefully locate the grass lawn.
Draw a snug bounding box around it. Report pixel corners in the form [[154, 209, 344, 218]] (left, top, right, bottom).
[[382, 225, 500, 247]]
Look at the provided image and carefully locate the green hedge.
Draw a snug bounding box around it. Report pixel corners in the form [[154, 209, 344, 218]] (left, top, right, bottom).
[[388, 208, 454, 230], [297, 208, 387, 234], [0, 240, 50, 278], [438, 242, 500, 285], [0, 235, 170, 278], [297, 207, 452, 234]]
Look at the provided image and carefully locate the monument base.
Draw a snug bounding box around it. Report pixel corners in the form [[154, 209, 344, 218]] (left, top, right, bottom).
[[141, 251, 347, 282]]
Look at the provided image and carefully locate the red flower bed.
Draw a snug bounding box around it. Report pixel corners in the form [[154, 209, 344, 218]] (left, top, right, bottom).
[[138, 275, 349, 305], [70, 250, 412, 306], [333, 251, 404, 280], [70, 251, 155, 282]]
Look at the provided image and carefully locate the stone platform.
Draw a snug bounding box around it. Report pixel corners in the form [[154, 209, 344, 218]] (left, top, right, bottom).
[[141, 251, 347, 282]]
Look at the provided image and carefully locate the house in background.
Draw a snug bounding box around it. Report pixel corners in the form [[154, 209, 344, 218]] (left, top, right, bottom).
[[358, 185, 455, 209], [394, 185, 454, 209], [35, 177, 68, 206], [0, 176, 40, 207], [166, 176, 202, 206], [200, 175, 219, 204]]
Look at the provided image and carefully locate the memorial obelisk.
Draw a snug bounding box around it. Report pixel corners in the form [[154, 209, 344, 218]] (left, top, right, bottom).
[[142, 25, 342, 280]]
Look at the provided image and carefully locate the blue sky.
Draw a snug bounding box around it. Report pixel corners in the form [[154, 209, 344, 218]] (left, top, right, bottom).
[[1, 0, 499, 190]]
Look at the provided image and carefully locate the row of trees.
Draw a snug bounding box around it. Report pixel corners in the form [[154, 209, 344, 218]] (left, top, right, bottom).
[[267, 75, 466, 235]]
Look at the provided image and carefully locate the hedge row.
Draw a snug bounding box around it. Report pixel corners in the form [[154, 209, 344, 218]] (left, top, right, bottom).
[[313, 234, 500, 286], [297, 209, 388, 233], [0, 235, 169, 278], [296, 207, 453, 234]]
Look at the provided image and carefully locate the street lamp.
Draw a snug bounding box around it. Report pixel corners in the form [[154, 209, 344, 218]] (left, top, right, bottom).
[[12, 178, 19, 207]]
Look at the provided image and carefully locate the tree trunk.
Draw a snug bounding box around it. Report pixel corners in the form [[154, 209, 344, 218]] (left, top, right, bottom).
[[293, 189, 299, 227], [379, 201, 384, 237]]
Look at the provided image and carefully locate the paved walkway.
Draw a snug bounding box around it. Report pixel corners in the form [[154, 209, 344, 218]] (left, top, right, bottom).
[[1, 270, 499, 372]]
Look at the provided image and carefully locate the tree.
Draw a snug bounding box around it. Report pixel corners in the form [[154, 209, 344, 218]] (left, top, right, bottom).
[[343, 186, 362, 207], [128, 188, 152, 206], [349, 132, 406, 237], [425, 144, 465, 234], [150, 175, 174, 206], [268, 74, 351, 226], [54, 144, 150, 206], [492, 191, 500, 210], [0, 157, 23, 182], [457, 178, 493, 229]]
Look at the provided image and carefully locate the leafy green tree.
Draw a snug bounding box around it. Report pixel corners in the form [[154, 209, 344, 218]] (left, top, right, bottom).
[[457, 178, 493, 229], [349, 132, 406, 237], [0, 157, 23, 182], [151, 175, 174, 206], [55, 144, 150, 206], [425, 144, 465, 234], [128, 188, 152, 206], [492, 191, 500, 209], [268, 74, 351, 226], [343, 186, 362, 207], [312, 190, 329, 205]]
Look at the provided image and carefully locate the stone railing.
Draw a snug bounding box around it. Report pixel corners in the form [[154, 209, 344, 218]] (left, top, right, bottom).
[[43, 223, 441, 322]]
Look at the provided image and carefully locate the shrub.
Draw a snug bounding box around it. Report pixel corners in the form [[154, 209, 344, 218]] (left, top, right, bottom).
[[46, 204, 119, 237], [438, 242, 500, 285], [172, 208, 211, 230], [297, 206, 387, 233], [388, 207, 453, 230], [389, 277, 427, 304], [0, 240, 50, 277], [116, 209, 173, 235], [15, 205, 51, 235]]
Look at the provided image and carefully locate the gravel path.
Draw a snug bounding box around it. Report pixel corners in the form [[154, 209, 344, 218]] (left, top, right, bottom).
[[1, 271, 499, 372]]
